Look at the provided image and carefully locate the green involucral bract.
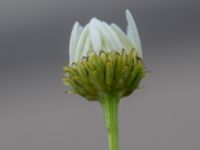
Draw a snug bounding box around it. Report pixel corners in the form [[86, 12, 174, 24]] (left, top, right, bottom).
[[63, 49, 146, 101]]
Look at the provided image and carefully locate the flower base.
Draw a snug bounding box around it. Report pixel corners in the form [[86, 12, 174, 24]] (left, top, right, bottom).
[[63, 49, 145, 101]]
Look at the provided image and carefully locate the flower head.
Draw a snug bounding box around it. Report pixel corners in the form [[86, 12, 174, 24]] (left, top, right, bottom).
[[63, 9, 146, 101]]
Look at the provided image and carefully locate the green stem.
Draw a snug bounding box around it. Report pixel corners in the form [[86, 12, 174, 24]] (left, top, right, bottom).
[[99, 93, 121, 150]]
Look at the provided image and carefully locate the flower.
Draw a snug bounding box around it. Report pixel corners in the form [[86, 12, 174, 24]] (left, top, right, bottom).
[[63, 9, 147, 150], [69, 9, 143, 65], [63, 9, 145, 101]]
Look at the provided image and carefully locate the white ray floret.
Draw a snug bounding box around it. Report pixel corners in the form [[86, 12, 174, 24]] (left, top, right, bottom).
[[68, 9, 143, 65], [125, 9, 142, 58], [89, 18, 102, 54]]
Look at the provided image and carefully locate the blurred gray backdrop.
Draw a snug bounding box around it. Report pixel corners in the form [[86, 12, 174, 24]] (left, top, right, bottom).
[[0, 0, 200, 150]]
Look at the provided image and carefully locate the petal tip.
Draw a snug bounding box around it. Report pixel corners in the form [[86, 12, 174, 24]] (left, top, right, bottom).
[[90, 17, 101, 23]]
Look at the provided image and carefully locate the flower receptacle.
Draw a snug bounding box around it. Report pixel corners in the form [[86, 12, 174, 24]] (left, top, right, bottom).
[[63, 49, 146, 101]]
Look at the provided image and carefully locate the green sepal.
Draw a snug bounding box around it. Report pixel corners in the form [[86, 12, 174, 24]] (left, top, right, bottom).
[[105, 61, 114, 87], [123, 60, 145, 96]]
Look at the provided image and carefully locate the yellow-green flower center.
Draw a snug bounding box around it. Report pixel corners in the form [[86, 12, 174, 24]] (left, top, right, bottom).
[[63, 49, 145, 101]]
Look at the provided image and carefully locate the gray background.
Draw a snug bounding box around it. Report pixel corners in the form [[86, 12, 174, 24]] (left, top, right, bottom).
[[0, 0, 200, 150]]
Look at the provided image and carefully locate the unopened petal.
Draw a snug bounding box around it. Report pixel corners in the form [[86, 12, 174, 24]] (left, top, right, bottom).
[[69, 22, 80, 64], [89, 18, 102, 54], [90, 20, 112, 52], [81, 35, 91, 58], [111, 23, 134, 52], [102, 22, 124, 52], [125, 9, 143, 58], [74, 24, 89, 63]]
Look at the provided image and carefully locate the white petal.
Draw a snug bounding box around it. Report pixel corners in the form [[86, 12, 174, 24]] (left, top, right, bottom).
[[102, 21, 124, 52], [93, 21, 114, 52], [89, 19, 112, 52], [69, 22, 80, 64], [81, 35, 92, 58], [73, 24, 89, 63], [125, 9, 143, 58], [89, 18, 102, 54], [78, 25, 83, 37], [111, 23, 134, 52]]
